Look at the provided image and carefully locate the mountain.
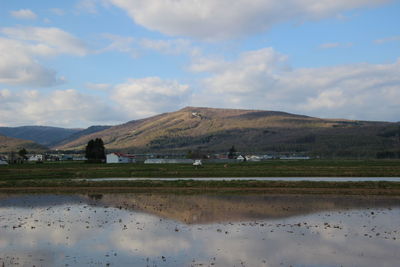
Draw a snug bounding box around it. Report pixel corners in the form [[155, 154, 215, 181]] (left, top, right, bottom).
[[0, 125, 111, 148], [54, 126, 111, 147], [0, 126, 81, 147], [56, 107, 400, 158], [0, 134, 47, 153]]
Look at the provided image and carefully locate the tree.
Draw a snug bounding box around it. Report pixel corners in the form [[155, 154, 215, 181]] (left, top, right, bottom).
[[228, 145, 236, 159], [85, 138, 106, 162], [18, 148, 28, 160]]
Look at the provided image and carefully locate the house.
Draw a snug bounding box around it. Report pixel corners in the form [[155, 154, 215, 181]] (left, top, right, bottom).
[[28, 154, 44, 162], [262, 154, 274, 160], [144, 158, 194, 164], [73, 156, 87, 161], [193, 159, 202, 166], [279, 155, 310, 160], [246, 155, 261, 162], [236, 155, 245, 161], [106, 152, 136, 163]]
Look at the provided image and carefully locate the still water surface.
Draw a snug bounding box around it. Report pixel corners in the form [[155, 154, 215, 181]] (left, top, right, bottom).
[[0, 193, 399, 266]]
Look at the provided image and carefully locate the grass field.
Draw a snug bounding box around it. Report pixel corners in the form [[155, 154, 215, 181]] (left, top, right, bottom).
[[1, 159, 400, 180], [1, 179, 400, 195]]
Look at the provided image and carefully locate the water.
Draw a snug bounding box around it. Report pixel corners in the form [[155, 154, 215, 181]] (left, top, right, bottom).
[[0, 193, 399, 266], [87, 177, 400, 182]]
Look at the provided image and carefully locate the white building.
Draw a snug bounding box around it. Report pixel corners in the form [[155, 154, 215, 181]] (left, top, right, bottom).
[[144, 158, 194, 164], [28, 154, 44, 162], [279, 155, 310, 160], [236, 155, 245, 161], [106, 152, 136, 163], [193, 159, 202, 166], [262, 155, 274, 160], [246, 155, 262, 162], [73, 156, 87, 161]]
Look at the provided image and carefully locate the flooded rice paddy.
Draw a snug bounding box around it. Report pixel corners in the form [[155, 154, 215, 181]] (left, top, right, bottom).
[[0, 193, 399, 266]]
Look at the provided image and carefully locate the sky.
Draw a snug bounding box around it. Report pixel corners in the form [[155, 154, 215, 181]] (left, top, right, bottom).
[[0, 0, 399, 128]]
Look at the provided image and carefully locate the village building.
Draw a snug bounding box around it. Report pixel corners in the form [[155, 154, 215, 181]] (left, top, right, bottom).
[[279, 155, 310, 160], [262, 154, 274, 160], [72, 156, 87, 161], [193, 159, 202, 166], [246, 155, 262, 162], [106, 152, 136, 163], [28, 154, 44, 162], [236, 155, 245, 161], [144, 158, 194, 164]]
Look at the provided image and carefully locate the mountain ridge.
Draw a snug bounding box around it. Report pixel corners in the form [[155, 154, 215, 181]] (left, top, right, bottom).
[[55, 106, 400, 157], [0, 125, 111, 148], [1, 107, 398, 157]]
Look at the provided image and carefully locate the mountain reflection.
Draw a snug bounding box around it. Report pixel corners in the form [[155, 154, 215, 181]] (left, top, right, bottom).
[[84, 193, 400, 224], [1, 193, 400, 266]]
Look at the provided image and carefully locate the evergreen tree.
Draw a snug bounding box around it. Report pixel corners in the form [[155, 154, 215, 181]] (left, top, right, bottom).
[[228, 145, 236, 159], [18, 148, 28, 160], [85, 138, 106, 162]]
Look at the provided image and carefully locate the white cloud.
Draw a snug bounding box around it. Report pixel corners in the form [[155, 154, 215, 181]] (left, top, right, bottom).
[[0, 38, 62, 87], [189, 57, 228, 73], [139, 38, 200, 56], [49, 8, 65, 16], [191, 48, 400, 121], [320, 42, 353, 49], [85, 82, 112, 90], [304, 90, 346, 109], [75, 0, 111, 14], [0, 26, 88, 87], [108, 0, 389, 40], [194, 47, 290, 94], [112, 77, 191, 118], [10, 9, 37, 20], [0, 89, 121, 127], [0, 76, 191, 127], [374, 35, 400, 44], [1, 26, 88, 56], [75, 0, 99, 14], [100, 34, 199, 57], [99, 34, 138, 57]]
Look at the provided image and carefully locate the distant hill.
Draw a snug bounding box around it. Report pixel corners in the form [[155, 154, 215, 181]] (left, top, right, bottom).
[[0, 126, 81, 147], [56, 107, 400, 158], [0, 134, 47, 153], [54, 126, 111, 147], [0, 125, 111, 148]]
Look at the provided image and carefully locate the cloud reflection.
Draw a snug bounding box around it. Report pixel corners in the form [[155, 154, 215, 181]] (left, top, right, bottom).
[[0, 194, 399, 266]]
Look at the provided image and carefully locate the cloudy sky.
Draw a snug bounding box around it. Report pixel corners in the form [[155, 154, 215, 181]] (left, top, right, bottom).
[[0, 0, 399, 127]]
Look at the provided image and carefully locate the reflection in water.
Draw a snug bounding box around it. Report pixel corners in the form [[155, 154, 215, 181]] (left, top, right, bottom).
[[85, 193, 400, 224], [0, 193, 399, 266]]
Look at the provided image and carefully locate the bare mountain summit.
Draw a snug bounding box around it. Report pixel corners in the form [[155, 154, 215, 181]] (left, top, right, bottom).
[[56, 107, 400, 157]]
